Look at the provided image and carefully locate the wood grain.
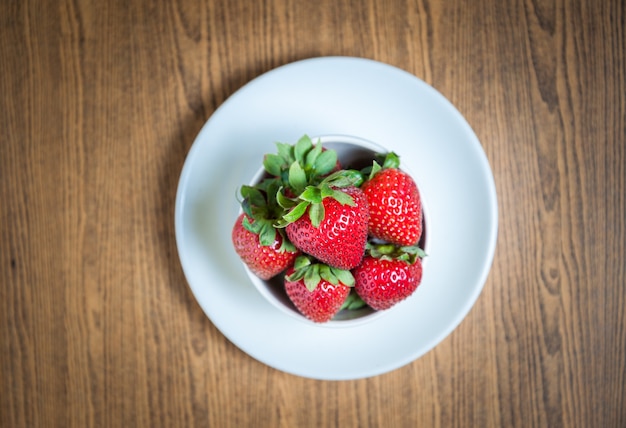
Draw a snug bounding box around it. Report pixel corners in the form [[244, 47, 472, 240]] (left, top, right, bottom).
[[1, 0, 624, 426]]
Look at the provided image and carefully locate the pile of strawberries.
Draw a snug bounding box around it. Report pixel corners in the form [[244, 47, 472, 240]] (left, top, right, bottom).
[[232, 135, 426, 323]]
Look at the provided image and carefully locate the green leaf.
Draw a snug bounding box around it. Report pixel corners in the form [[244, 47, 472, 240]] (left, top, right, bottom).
[[382, 152, 400, 169], [400, 245, 427, 258], [340, 292, 367, 310], [276, 188, 297, 209], [239, 185, 251, 198], [288, 162, 307, 194], [305, 142, 322, 169], [368, 161, 382, 180], [366, 243, 427, 264], [295, 135, 313, 164], [256, 177, 277, 193], [331, 189, 355, 206], [322, 170, 361, 188], [263, 154, 284, 176], [314, 149, 337, 176], [263, 181, 283, 214], [304, 264, 321, 291], [319, 169, 344, 183], [331, 267, 355, 286], [293, 255, 312, 270], [281, 200, 310, 223], [299, 186, 323, 204], [326, 176, 352, 188], [397, 253, 411, 262], [359, 165, 373, 178], [242, 215, 260, 233], [273, 218, 290, 228], [320, 183, 334, 198], [276, 142, 294, 163], [375, 244, 396, 256], [286, 268, 306, 282], [280, 169, 290, 186], [258, 221, 277, 246], [241, 198, 253, 218], [402, 247, 426, 260], [308, 202, 325, 228], [277, 231, 297, 253], [340, 169, 364, 187], [368, 243, 400, 260], [240, 185, 266, 208], [319, 264, 337, 284]]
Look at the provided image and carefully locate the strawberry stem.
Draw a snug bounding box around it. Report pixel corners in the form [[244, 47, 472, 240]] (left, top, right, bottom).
[[366, 241, 426, 263], [276, 170, 362, 228], [237, 177, 295, 250], [265, 135, 340, 196], [286, 255, 355, 291]]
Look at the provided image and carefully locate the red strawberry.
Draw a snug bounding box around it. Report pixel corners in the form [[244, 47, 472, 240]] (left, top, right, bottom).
[[284, 256, 354, 322], [361, 153, 423, 246], [232, 213, 299, 280], [281, 177, 369, 270], [232, 178, 299, 279], [353, 244, 425, 310]]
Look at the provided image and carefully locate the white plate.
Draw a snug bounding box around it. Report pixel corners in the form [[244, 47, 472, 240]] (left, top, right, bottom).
[[175, 57, 498, 380]]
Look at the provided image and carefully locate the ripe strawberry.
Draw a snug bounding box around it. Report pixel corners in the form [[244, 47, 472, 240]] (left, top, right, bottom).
[[232, 178, 299, 279], [232, 213, 299, 280], [353, 243, 425, 310], [284, 256, 354, 322], [361, 153, 423, 246], [279, 171, 369, 270]]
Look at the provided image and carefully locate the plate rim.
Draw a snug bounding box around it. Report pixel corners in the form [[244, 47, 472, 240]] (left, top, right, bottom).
[[174, 56, 498, 380]]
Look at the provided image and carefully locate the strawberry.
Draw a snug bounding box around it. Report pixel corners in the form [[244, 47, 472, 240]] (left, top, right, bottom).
[[232, 178, 299, 280], [232, 214, 299, 279], [284, 255, 354, 322], [278, 171, 369, 270], [361, 152, 423, 246], [353, 243, 425, 310]]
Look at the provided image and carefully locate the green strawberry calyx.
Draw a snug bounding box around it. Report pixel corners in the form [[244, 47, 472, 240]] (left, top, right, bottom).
[[274, 169, 364, 228], [365, 241, 427, 264], [362, 151, 401, 181], [340, 290, 368, 311], [238, 177, 296, 252], [263, 135, 340, 195], [285, 255, 355, 292]]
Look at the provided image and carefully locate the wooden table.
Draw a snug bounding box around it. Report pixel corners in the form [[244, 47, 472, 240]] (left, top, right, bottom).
[[1, 0, 624, 426]]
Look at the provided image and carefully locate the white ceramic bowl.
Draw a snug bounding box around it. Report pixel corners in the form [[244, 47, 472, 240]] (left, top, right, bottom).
[[242, 134, 429, 328]]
